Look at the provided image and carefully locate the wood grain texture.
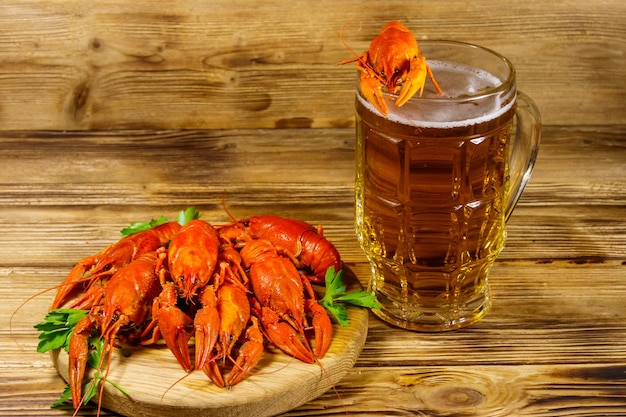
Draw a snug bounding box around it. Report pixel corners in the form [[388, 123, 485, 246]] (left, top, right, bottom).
[[0, 0, 625, 130], [1, 125, 625, 416], [1, 3, 625, 415]]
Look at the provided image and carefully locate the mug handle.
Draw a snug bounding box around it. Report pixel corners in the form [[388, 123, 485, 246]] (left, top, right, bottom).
[[505, 91, 542, 221]]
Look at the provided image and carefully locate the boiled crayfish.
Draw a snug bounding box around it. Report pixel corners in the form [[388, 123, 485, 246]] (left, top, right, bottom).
[[339, 20, 443, 115], [51, 211, 341, 415], [51, 221, 181, 310]]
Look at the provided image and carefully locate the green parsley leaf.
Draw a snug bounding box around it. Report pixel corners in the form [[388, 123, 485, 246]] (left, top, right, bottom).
[[120, 215, 169, 237], [34, 309, 89, 353], [336, 291, 381, 308], [320, 267, 380, 327], [324, 267, 346, 299], [177, 206, 201, 226], [324, 302, 349, 327], [87, 337, 105, 369], [119, 206, 201, 237], [50, 384, 72, 408]]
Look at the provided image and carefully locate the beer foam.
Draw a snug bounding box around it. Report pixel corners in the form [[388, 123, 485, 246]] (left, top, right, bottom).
[[359, 61, 516, 129]]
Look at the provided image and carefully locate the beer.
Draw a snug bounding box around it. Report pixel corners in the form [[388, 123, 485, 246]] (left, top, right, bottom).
[[355, 59, 516, 331]]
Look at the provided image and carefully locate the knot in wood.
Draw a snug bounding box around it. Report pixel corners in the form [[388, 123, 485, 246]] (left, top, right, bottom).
[[426, 386, 485, 409]]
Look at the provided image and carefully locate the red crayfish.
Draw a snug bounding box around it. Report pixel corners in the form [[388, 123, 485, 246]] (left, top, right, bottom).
[[50, 211, 342, 416], [339, 20, 443, 116], [51, 221, 181, 310]]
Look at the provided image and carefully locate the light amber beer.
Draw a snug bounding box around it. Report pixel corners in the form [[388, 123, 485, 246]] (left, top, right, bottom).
[[355, 42, 540, 331]]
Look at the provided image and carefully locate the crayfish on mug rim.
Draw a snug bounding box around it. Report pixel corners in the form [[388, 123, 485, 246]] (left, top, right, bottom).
[[338, 20, 443, 116]]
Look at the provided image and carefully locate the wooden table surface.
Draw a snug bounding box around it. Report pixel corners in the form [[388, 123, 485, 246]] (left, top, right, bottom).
[[1, 1, 625, 416], [1, 125, 625, 416]]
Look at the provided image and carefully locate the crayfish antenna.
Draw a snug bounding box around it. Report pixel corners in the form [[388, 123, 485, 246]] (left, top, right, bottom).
[[337, 20, 365, 65], [161, 371, 195, 401], [220, 193, 239, 224], [314, 357, 345, 414], [10, 284, 64, 351], [96, 338, 116, 417]]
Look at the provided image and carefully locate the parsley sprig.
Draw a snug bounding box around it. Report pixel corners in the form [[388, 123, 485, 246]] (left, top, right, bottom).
[[120, 215, 168, 237], [34, 309, 129, 408], [34, 308, 88, 353], [320, 267, 380, 326], [37, 207, 200, 406], [120, 206, 200, 237]]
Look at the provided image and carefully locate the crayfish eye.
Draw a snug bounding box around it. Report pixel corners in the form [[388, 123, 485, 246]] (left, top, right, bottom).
[[391, 68, 403, 84]]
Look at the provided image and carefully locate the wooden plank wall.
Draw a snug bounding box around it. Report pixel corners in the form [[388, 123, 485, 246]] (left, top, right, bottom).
[[0, 0, 624, 131]]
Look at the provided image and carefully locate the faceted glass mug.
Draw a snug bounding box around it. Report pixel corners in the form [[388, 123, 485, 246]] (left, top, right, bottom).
[[355, 41, 541, 331]]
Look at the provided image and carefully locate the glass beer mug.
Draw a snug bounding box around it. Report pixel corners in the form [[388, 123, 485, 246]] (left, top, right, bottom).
[[355, 41, 541, 331]]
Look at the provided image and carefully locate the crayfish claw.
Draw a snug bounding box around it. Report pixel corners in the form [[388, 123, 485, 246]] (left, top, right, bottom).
[[51, 256, 97, 309], [360, 73, 389, 115], [202, 360, 225, 388], [227, 316, 264, 386], [259, 307, 315, 364], [216, 283, 250, 360], [151, 283, 193, 372], [194, 286, 220, 370], [68, 315, 93, 409], [395, 55, 428, 107], [305, 299, 332, 359]]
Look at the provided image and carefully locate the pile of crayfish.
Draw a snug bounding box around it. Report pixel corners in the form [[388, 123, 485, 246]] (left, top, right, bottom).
[[51, 211, 342, 411]]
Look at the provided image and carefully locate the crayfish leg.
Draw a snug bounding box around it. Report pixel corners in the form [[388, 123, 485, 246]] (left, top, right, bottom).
[[426, 64, 444, 95]]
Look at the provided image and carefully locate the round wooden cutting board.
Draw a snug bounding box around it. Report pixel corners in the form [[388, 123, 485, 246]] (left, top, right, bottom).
[[52, 267, 369, 417]]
